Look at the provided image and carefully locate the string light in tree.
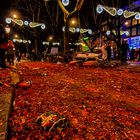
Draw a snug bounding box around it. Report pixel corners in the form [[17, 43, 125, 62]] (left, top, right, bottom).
[[5, 17, 46, 29], [123, 10, 139, 18], [96, 5, 117, 16], [62, 0, 69, 6], [117, 9, 123, 16], [96, 4, 140, 19], [76, 28, 80, 32], [135, 13, 140, 19], [106, 30, 129, 36], [62, 26, 92, 34], [5, 17, 23, 26], [24, 21, 29, 26], [29, 22, 46, 29], [96, 5, 104, 14]]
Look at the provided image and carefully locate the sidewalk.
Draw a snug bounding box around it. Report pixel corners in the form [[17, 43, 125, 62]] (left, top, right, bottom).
[[0, 68, 14, 140]]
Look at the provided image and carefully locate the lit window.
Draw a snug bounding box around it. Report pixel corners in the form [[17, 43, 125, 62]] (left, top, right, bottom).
[[132, 18, 137, 26], [124, 19, 131, 27], [138, 26, 140, 35], [131, 27, 137, 36]]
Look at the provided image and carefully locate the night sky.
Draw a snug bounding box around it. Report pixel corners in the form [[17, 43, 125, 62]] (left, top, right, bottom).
[[0, 0, 11, 23]]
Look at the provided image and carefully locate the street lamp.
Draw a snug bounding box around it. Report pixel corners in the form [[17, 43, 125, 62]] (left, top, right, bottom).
[[13, 14, 17, 19], [14, 34, 18, 38], [70, 18, 78, 27], [48, 35, 53, 42]]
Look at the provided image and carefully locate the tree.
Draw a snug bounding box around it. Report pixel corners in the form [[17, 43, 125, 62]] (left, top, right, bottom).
[[81, 0, 132, 59], [57, 0, 85, 54], [11, 0, 64, 54]]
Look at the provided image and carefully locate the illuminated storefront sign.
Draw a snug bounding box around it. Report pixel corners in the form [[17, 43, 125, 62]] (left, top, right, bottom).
[[125, 36, 140, 49]]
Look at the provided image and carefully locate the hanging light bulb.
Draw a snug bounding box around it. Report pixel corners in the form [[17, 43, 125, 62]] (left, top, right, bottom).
[[62, 0, 69, 6], [41, 24, 46, 29], [135, 13, 140, 19], [5, 18, 12, 24], [24, 21, 29, 26], [96, 5, 104, 14], [117, 9, 123, 16]]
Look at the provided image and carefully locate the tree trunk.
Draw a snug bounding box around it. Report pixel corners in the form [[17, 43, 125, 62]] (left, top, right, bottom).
[[64, 18, 69, 54]]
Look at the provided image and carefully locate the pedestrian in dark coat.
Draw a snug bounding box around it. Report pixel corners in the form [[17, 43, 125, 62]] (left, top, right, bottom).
[[121, 40, 129, 63], [106, 42, 112, 62], [0, 24, 8, 68]]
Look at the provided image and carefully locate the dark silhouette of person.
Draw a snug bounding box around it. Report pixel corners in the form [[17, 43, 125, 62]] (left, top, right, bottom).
[[106, 42, 112, 62], [7, 39, 15, 65], [138, 48, 140, 61], [121, 40, 129, 63], [130, 48, 135, 61], [0, 24, 8, 68]]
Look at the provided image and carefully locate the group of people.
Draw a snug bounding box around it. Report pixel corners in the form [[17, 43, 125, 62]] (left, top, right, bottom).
[[101, 40, 140, 63], [0, 24, 15, 69]]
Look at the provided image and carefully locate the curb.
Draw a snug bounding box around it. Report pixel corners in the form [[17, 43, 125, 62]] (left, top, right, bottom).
[[0, 85, 15, 140], [5, 87, 15, 140]]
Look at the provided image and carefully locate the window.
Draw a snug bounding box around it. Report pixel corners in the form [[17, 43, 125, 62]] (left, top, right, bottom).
[[138, 26, 140, 35], [131, 27, 137, 36], [124, 19, 131, 27], [126, 29, 130, 37], [132, 18, 137, 26]]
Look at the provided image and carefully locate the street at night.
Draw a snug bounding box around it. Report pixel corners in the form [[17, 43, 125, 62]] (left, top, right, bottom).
[[0, 0, 140, 139]]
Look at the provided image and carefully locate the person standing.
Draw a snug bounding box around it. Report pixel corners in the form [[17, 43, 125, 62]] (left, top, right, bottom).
[[121, 40, 129, 63], [101, 43, 107, 61], [0, 24, 8, 68], [130, 48, 135, 61], [138, 48, 140, 61], [106, 42, 112, 62], [7, 39, 15, 65]]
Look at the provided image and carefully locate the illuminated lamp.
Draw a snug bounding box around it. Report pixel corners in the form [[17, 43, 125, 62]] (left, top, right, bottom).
[[96, 5, 104, 14], [106, 30, 111, 35], [124, 31, 129, 36], [103, 6, 117, 16], [23, 40, 28, 43], [12, 19, 23, 26], [29, 22, 41, 28], [88, 29, 92, 34], [81, 42, 86, 46], [123, 10, 138, 18], [62, 26, 65, 31], [76, 28, 80, 32], [62, 0, 69, 6], [28, 40, 31, 44], [117, 9, 123, 16], [24, 21, 29, 26], [13, 39, 16, 42], [83, 37, 89, 41], [80, 28, 88, 34], [135, 13, 140, 20], [19, 39, 22, 43], [41, 24, 46, 29], [69, 27, 75, 33], [5, 18, 12, 24]]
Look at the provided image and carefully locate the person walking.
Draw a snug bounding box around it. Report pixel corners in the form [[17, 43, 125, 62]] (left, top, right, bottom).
[[0, 24, 8, 68], [7, 39, 15, 65]]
